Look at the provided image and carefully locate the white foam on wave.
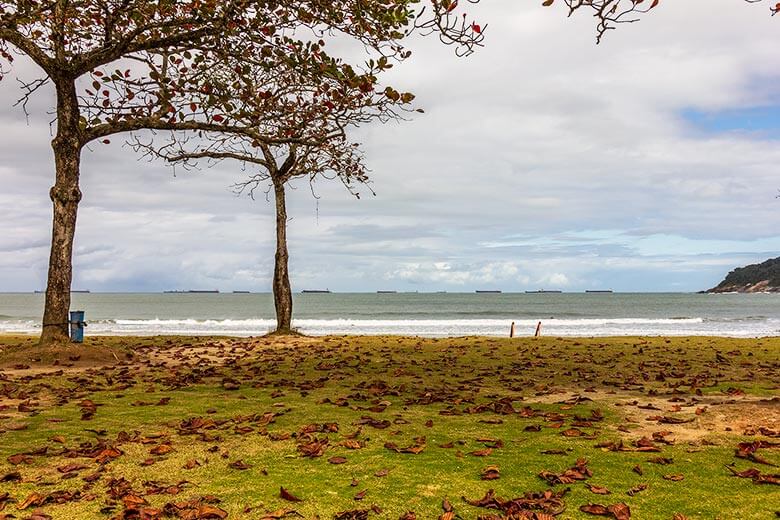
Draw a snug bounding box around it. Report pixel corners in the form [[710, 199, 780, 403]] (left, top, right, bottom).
[[113, 317, 704, 327], [2, 317, 777, 338]]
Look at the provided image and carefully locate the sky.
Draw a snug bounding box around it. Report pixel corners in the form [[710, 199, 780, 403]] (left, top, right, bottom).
[[1, 0, 779, 294]]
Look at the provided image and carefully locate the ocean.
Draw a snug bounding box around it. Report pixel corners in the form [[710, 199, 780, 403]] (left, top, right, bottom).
[[0, 292, 779, 337]]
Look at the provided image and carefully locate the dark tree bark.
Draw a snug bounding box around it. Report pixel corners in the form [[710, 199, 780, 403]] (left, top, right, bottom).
[[40, 77, 83, 345], [272, 180, 293, 333]]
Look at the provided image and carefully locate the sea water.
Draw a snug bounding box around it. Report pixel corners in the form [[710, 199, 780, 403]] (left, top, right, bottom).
[[1, 292, 779, 337]]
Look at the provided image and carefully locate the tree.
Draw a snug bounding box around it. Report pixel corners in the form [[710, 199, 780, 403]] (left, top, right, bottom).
[[0, 0, 484, 345], [549, 0, 777, 43], [139, 51, 410, 333]]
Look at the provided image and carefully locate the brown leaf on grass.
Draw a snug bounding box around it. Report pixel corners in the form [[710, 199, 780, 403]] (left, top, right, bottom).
[[610, 503, 631, 520], [150, 444, 174, 456], [539, 458, 593, 485], [57, 463, 89, 474], [461, 488, 568, 516], [399, 513, 416, 520], [328, 456, 348, 465], [403, 444, 426, 455], [7, 454, 33, 465], [632, 465, 643, 475], [280, 487, 303, 502], [626, 483, 648, 496], [759, 427, 779, 438], [95, 447, 123, 464], [0, 471, 21, 482], [334, 510, 369, 520], [384, 441, 426, 454], [191, 503, 228, 519], [21, 513, 53, 520], [663, 474, 685, 481], [340, 440, 363, 450], [725, 466, 761, 479], [735, 440, 778, 466], [122, 493, 149, 509], [229, 460, 251, 470], [481, 466, 500, 480], [221, 378, 240, 390], [353, 489, 367, 501], [299, 423, 339, 435], [298, 439, 328, 458], [755, 473, 780, 485], [470, 448, 493, 457], [586, 483, 611, 495], [183, 459, 201, 470], [672, 515, 689, 520], [259, 510, 302, 520], [79, 399, 98, 420], [648, 457, 674, 465], [18, 493, 48, 510], [658, 416, 694, 425], [580, 504, 610, 515], [374, 468, 390, 477], [580, 503, 630, 519], [355, 416, 391, 429]]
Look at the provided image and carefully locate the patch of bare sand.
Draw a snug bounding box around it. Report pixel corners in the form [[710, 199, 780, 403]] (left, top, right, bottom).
[[145, 335, 323, 367], [525, 390, 780, 443], [0, 340, 132, 369]]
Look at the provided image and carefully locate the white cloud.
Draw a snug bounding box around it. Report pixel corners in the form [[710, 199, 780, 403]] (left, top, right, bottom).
[[1, 1, 779, 292]]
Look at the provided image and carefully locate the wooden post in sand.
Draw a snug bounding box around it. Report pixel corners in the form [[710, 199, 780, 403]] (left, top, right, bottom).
[[534, 321, 542, 337], [510, 321, 516, 338]]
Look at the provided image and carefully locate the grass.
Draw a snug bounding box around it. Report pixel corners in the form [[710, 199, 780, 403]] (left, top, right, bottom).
[[0, 334, 778, 519]]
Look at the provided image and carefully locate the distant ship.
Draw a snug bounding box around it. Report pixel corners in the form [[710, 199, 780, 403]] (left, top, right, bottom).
[[377, 290, 397, 294], [232, 291, 251, 294], [164, 290, 219, 294], [585, 290, 613, 293], [476, 290, 502, 294], [302, 289, 331, 294], [525, 290, 562, 294]]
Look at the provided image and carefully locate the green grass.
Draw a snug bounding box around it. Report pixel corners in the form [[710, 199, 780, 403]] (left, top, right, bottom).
[[0, 335, 778, 519]]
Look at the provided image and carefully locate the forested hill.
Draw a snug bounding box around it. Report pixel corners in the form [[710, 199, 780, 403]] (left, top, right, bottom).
[[708, 257, 780, 293]]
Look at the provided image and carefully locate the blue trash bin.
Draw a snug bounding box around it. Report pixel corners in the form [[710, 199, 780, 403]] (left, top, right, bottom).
[[69, 311, 86, 343]]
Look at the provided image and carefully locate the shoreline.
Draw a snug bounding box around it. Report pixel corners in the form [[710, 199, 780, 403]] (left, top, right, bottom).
[[2, 332, 780, 340]]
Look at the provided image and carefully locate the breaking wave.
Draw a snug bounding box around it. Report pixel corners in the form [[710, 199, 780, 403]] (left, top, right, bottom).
[[3, 316, 777, 338]]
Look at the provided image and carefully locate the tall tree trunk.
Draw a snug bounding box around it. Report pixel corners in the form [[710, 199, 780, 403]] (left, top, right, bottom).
[[40, 79, 83, 345], [272, 181, 293, 333]]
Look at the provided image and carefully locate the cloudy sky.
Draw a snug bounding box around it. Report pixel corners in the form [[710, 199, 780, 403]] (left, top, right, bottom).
[[1, 0, 779, 293]]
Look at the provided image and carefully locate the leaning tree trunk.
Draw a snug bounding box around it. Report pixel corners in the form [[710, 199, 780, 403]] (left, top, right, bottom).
[[40, 78, 83, 345], [272, 181, 293, 333]]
